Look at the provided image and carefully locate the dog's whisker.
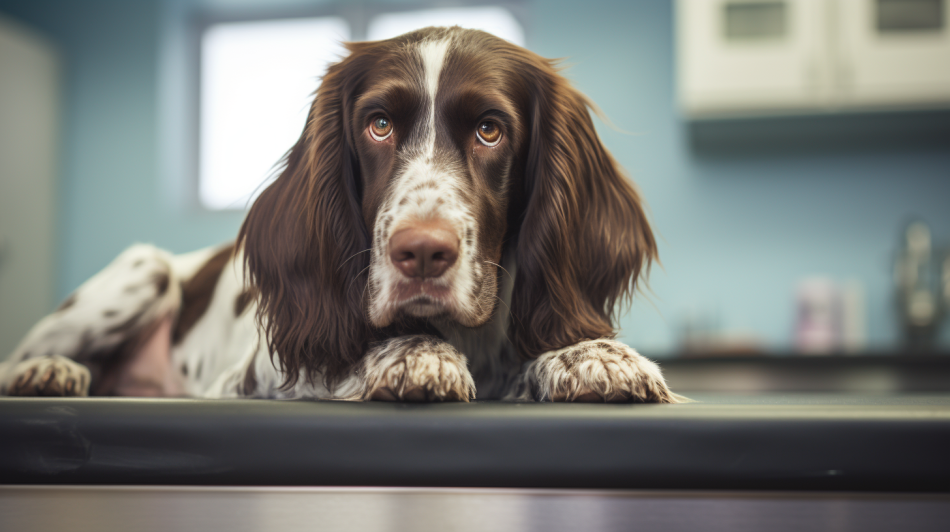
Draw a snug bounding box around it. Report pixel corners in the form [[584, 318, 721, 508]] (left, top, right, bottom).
[[351, 264, 373, 308], [338, 249, 371, 271], [350, 264, 371, 286], [491, 295, 515, 349], [357, 267, 373, 308], [483, 260, 512, 282]]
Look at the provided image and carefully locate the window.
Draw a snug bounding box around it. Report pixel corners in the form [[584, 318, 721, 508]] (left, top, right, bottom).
[[197, 6, 525, 210], [199, 17, 349, 210]]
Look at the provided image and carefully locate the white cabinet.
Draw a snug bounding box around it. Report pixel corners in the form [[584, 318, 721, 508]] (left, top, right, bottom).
[[677, 0, 950, 118], [839, 0, 950, 108], [0, 15, 59, 358]]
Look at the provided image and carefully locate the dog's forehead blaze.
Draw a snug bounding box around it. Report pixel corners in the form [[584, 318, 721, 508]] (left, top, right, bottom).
[[356, 31, 518, 231]]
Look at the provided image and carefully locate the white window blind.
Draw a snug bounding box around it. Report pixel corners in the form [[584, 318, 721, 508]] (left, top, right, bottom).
[[367, 6, 524, 45]]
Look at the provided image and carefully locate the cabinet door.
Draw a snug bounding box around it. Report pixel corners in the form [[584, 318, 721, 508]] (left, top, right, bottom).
[[0, 15, 59, 358], [838, 0, 950, 108], [677, 0, 831, 117]]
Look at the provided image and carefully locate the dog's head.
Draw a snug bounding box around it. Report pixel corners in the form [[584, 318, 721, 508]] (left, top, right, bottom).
[[239, 27, 657, 386]]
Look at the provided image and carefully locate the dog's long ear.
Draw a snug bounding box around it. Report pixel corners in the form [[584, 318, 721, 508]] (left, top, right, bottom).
[[238, 45, 373, 389], [509, 60, 658, 359]]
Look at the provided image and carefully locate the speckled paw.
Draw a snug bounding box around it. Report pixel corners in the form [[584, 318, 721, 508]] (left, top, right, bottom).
[[526, 339, 682, 403], [5, 355, 91, 397], [362, 336, 475, 402]]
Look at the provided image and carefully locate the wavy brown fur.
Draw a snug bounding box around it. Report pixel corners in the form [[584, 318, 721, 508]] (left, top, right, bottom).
[[505, 50, 658, 359], [238, 43, 380, 389]]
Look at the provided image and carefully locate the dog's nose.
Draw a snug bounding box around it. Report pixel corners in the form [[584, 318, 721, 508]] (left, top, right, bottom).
[[389, 221, 459, 279]]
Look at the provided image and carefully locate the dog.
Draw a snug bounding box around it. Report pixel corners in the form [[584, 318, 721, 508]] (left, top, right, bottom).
[[0, 27, 679, 403]]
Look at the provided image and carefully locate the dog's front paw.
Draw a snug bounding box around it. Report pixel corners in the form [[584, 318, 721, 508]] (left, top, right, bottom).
[[4, 355, 90, 397], [525, 339, 680, 403], [362, 336, 476, 402]]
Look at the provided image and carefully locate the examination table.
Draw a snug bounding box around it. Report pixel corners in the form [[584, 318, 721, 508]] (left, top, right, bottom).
[[1, 355, 949, 531]]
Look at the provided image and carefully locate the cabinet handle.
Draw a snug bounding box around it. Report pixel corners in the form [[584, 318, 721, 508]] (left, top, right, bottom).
[[0, 234, 9, 272]]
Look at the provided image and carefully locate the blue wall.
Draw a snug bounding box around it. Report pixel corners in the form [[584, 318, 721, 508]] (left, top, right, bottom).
[[1, 0, 948, 354], [0, 0, 246, 299]]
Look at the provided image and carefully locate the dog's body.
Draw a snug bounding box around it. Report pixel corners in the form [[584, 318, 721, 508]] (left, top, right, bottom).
[[0, 27, 679, 403]]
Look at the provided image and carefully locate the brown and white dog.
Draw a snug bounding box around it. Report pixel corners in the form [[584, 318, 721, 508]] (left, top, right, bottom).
[[0, 27, 679, 403]]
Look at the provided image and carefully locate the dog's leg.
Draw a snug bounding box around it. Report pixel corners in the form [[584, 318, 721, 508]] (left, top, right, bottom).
[[511, 339, 684, 403], [353, 335, 476, 402], [0, 244, 180, 396]]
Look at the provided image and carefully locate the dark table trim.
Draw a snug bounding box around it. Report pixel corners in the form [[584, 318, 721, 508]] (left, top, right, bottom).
[[2, 397, 949, 491]]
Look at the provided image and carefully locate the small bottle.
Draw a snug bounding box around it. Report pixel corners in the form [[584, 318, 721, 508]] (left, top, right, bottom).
[[795, 277, 840, 354], [895, 221, 942, 350]]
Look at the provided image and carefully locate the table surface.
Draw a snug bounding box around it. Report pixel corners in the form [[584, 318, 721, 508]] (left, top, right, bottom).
[[2, 394, 949, 492]]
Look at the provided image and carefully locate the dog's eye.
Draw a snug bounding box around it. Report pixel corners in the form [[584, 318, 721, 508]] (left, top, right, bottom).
[[370, 117, 393, 141], [476, 121, 502, 147]]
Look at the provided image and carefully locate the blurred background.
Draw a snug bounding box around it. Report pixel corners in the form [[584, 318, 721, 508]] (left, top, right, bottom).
[[1, 0, 949, 367]]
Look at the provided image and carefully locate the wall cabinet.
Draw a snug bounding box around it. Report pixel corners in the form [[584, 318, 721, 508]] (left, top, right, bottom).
[[677, 0, 950, 118]]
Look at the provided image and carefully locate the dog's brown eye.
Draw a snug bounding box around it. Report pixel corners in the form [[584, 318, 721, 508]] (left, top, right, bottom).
[[370, 117, 393, 141], [476, 121, 502, 146]]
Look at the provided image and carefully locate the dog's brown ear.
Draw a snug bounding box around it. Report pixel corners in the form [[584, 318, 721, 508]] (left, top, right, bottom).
[[238, 45, 374, 389], [509, 59, 658, 359]]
